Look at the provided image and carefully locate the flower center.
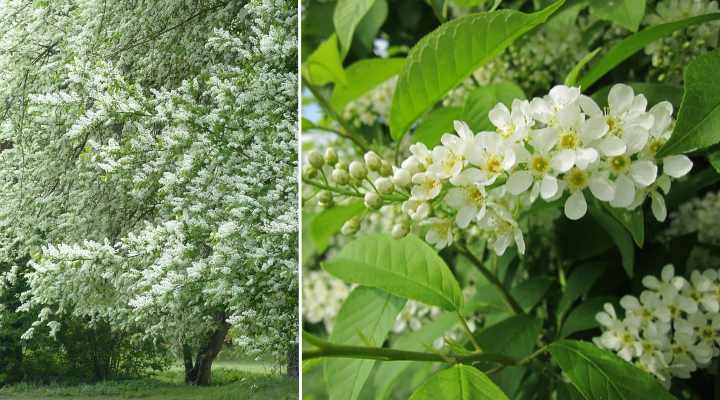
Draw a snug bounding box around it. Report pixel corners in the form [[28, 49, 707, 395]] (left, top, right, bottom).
[[559, 130, 578, 149], [648, 138, 665, 156], [468, 187, 484, 206], [486, 155, 502, 174], [530, 155, 550, 175], [565, 167, 588, 191], [498, 123, 516, 138], [607, 115, 622, 136], [609, 155, 630, 174]]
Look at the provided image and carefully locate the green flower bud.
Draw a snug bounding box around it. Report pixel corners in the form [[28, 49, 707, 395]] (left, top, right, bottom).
[[318, 190, 333, 205], [308, 150, 324, 168], [341, 217, 360, 235], [324, 147, 338, 166], [331, 168, 350, 185], [364, 151, 382, 171], [364, 192, 382, 209], [374, 177, 394, 195], [349, 161, 367, 180], [392, 168, 411, 188], [379, 160, 393, 177], [302, 164, 317, 179], [335, 161, 348, 171], [391, 223, 409, 239]]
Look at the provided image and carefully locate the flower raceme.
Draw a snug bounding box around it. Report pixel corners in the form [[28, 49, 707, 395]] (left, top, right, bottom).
[[305, 84, 693, 256], [594, 265, 720, 385]]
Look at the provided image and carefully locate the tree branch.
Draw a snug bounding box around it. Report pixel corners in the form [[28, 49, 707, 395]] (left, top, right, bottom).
[[454, 245, 525, 315]]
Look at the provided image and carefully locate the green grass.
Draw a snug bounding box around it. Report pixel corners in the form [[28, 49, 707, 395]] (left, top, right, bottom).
[[0, 361, 298, 400]]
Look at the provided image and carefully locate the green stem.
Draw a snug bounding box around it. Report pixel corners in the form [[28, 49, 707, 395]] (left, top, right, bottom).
[[455, 245, 524, 315], [457, 311, 481, 351], [302, 331, 517, 365], [303, 178, 408, 202], [302, 77, 369, 153]]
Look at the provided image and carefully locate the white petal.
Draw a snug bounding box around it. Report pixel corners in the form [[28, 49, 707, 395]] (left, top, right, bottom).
[[579, 94, 603, 117], [506, 171, 533, 195], [589, 176, 615, 201], [501, 147, 516, 170], [488, 104, 511, 129], [608, 84, 634, 114], [454, 120, 474, 140], [551, 149, 576, 172], [540, 175, 559, 200], [575, 148, 598, 169], [624, 128, 649, 154], [564, 191, 587, 220], [599, 136, 627, 156], [581, 116, 609, 141], [456, 206, 475, 229], [662, 155, 693, 178], [493, 234, 511, 256], [630, 160, 658, 187], [532, 127, 559, 154], [650, 192, 667, 222], [514, 229, 525, 255], [611, 175, 636, 208]]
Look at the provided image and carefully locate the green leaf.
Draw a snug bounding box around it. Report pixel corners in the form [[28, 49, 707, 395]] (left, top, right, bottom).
[[564, 48, 601, 86], [560, 297, 614, 338], [591, 82, 683, 109], [657, 50, 720, 157], [475, 315, 543, 397], [557, 263, 605, 319], [310, 201, 366, 253], [556, 381, 585, 400], [303, 34, 347, 86], [409, 365, 510, 400], [589, 0, 645, 31], [665, 167, 720, 209], [578, 12, 720, 89], [333, 0, 378, 55], [462, 82, 526, 133], [374, 312, 458, 399], [330, 58, 405, 110], [710, 151, 720, 173], [512, 277, 553, 312], [323, 234, 464, 311], [548, 340, 675, 400], [589, 203, 635, 277], [389, 1, 565, 140], [412, 107, 463, 148], [354, 0, 388, 52], [325, 287, 407, 400], [605, 204, 644, 248]]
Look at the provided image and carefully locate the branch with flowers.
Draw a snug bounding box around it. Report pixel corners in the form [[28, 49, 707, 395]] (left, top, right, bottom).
[[302, 0, 720, 398]]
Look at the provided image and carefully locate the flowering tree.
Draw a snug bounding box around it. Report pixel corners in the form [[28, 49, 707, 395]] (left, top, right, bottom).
[[0, 0, 297, 386], [302, 0, 720, 398]]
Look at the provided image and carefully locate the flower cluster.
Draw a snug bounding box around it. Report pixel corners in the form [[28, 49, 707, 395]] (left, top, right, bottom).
[[666, 189, 720, 245], [595, 265, 720, 384], [392, 84, 692, 254], [302, 270, 351, 331], [644, 0, 720, 83], [341, 77, 397, 127]]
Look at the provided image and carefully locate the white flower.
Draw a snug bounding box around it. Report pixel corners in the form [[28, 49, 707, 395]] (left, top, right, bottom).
[[444, 184, 487, 228], [506, 127, 560, 201], [423, 217, 454, 249], [478, 205, 524, 255], [411, 172, 442, 201], [461, 131, 516, 186], [488, 99, 533, 143], [402, 199, 431, 221]]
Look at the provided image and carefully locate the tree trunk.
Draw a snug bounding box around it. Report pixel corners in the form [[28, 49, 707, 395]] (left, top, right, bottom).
[[287, 342, 299, 378], [184, 314, 230, 386]]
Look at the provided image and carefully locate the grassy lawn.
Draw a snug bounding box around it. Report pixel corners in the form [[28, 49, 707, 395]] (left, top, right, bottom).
[[0, 361, 298, 400]]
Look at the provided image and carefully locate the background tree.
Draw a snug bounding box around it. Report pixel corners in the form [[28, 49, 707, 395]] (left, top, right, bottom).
[[0, 0, 297, 386]]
